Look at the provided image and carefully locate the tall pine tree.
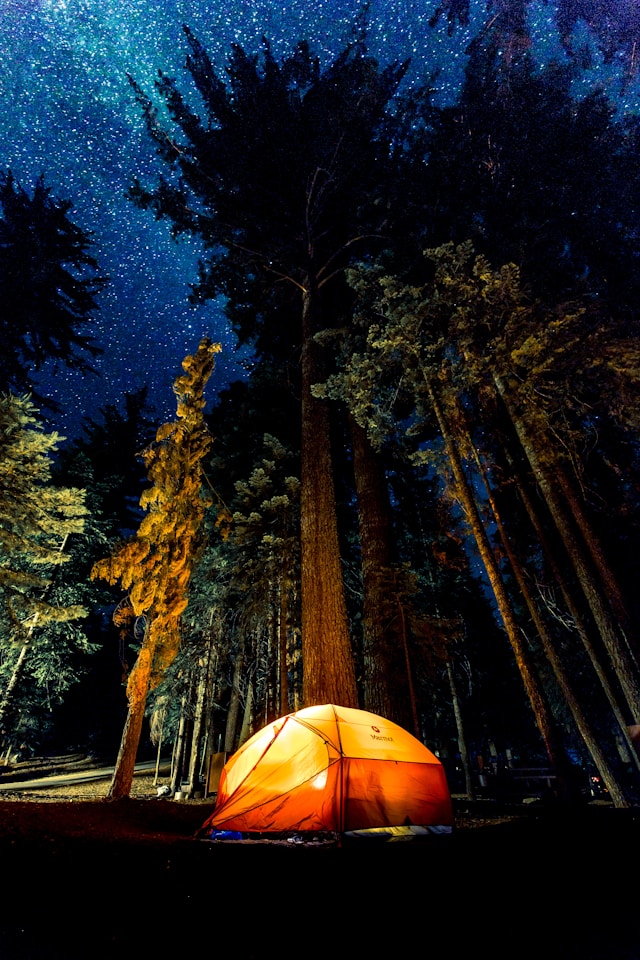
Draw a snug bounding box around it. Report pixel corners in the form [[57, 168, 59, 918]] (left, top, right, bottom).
[[127, 32, 418, 707]]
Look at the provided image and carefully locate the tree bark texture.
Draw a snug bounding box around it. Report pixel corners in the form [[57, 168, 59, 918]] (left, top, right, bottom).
[[300, 285, 358, 708], [169, 700, 190, 795]]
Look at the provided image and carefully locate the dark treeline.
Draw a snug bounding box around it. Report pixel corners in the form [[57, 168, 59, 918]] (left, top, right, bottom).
[[1, 2, 639, 805]]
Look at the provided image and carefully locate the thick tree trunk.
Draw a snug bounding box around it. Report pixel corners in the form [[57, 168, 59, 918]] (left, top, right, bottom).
[[428, 382, 566, 772], [495, 373, 640, 723], [300, 284, 358, 707], [108, 697, 147, 800]]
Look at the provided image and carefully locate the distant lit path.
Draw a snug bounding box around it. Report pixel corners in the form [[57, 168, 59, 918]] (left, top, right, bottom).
[[0, 759, 165, 792]]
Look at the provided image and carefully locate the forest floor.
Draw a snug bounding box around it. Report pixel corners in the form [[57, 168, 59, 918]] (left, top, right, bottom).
[[0, 757, 638, 960]]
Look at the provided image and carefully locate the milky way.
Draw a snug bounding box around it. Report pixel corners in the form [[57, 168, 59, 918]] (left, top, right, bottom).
[[0, 0, 636, 438]]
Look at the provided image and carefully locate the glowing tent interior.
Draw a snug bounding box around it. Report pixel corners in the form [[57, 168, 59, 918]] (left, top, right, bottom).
[[199, 704, 454, 839]]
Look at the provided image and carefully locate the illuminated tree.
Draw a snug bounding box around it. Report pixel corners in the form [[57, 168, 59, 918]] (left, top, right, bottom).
[[327, 243, 640, 802], [0, 394, 88, 732], [92, 338, 218, 800]]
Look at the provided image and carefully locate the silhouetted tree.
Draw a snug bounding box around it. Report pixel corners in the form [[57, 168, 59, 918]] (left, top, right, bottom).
[[0, 172, 106, 401], [127, 32, 418, 707]]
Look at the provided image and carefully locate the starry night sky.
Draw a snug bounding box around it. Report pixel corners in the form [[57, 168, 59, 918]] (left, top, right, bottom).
[[0, 0, 637, 438]]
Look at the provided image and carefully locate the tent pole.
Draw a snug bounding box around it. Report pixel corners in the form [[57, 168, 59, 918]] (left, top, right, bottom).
[[332, 705, 346, 840]]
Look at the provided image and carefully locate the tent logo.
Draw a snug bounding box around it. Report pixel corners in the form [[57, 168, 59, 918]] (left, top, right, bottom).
[[370, 725, 393, 742]]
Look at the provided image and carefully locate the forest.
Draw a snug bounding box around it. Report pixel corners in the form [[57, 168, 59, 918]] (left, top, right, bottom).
[[1, 0, 640, 809]]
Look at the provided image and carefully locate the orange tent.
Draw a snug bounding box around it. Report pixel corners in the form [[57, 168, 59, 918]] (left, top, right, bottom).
[[199, 704, 453, 838]]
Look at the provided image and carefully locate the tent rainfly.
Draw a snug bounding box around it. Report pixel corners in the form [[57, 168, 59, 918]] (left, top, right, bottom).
[[199, 704, 454, 839]]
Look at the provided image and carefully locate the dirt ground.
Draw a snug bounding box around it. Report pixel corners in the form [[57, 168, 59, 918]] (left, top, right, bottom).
[[0, 762, 638, 960]]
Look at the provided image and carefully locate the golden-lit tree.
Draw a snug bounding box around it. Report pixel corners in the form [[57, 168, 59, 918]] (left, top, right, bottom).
[[92, 338, 219, 799]]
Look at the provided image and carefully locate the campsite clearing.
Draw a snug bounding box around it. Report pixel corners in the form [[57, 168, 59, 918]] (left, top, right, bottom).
[[0, 757, 638, 959], [0, 792, 636, 959]]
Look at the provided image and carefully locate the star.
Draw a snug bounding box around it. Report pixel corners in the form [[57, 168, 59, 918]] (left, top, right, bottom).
[[0, 0, 637, 437]]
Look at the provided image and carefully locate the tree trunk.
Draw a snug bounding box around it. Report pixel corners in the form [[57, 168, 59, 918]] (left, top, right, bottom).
[[108, 696, 148, 801], [278, 571, 290, 716], [200, 628, 221, 788], [0, 641, 30, 730], [108, 646, 154, 800], [350, 415, 408, 724], [428, 381, 566, 772], [187, 661, 209, 798], [170, 700, 190, 796], [397, 600, 420, 738], [446, 658, 475, 799], [473, 440, 631, 807], [224, 640, 244, 754], [266, 592, 278, 724], [509, 452, 640, 776], [556, 466, 638, 660], [495, 373, 640, 723], [153, 707, 165, 785], [300, 283, 358, 707], [239, 682, 253, 745], [0, 537, 68, 731]]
